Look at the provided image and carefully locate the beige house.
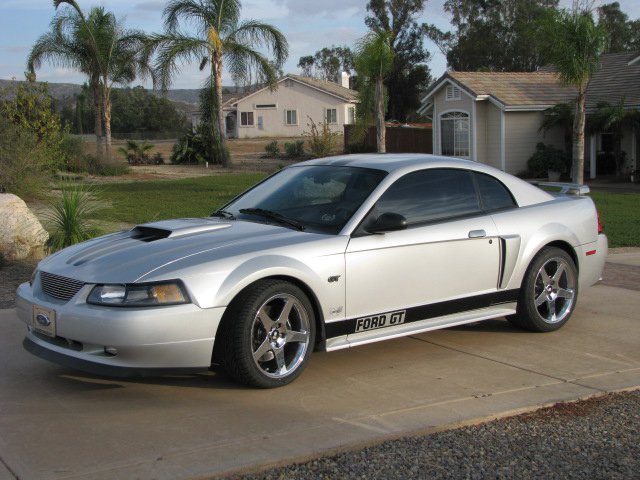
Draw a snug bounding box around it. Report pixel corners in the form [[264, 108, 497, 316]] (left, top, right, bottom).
[[419, 52, 640, 178], [222, 74, 358, 139], [418, 71, 575, 175]]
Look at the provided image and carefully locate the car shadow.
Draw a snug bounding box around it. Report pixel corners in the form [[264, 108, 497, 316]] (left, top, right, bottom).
[[446, 318, 528, 333]]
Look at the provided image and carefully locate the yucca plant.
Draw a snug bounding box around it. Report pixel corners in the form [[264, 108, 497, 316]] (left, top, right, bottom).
[[46, 185, 102, 251]]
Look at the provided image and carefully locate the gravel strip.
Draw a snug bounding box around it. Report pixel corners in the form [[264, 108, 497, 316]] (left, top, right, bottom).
[[224, 390, 640, 480]]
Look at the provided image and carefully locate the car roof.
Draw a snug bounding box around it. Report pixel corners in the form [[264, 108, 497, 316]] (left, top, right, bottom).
[[301, 153, 478, 173]]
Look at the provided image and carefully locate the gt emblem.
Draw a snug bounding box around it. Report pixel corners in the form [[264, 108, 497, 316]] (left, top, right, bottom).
[[36, 313, 51, 327], [355, 310, 406, 332]]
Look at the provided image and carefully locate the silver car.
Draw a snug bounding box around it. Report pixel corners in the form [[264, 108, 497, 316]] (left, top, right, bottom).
[[16, 154, 608, 388]]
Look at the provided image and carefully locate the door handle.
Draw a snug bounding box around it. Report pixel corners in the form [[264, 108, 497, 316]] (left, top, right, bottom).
[[468, 229, 486, 238]]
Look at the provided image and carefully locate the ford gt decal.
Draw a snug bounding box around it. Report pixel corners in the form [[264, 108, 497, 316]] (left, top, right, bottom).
[[355, 310, 406, 332]]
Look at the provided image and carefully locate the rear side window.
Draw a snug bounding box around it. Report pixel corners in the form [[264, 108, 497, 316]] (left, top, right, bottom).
[[374, 169, 481, 226], [475, 173, 517, 211]]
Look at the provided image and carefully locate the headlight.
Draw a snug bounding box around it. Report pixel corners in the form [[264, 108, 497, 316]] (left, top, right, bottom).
[[87, 281, 189, 307]]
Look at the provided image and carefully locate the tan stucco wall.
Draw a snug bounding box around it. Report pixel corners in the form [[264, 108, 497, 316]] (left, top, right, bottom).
[[504, 111, 564, 174], [432, 85, 474, 158], [484, 103, 503, 169], [233, 81, 354, 138]]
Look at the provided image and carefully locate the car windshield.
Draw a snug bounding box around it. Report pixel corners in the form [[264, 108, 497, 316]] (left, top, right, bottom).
[[222, 165, 387, 234]]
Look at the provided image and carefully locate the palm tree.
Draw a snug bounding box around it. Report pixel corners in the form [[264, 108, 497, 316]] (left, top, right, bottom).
[[28, 1, 104, 157], [590, 99, 640, 176], [353, 30, 394, 153], [149, 0, 288, 167], [29, 1, 149, 163], [541, 9, 607, 184]]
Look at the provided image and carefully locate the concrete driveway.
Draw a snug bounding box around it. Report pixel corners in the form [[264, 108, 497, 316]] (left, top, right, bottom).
[[1, 253, 639, 480]]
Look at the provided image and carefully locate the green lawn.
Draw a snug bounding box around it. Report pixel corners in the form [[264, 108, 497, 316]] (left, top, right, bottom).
[[97, 173, 267, 226], [589, 191, 640, 248], [84, 174, 637, 248]]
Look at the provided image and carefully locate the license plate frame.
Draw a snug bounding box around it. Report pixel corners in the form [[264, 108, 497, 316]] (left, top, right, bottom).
[[31, 305, 56, 338]]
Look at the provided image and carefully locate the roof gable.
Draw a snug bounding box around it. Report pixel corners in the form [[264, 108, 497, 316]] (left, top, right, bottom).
[[224, 74, 358, 108], [586, 52, 640, 109]]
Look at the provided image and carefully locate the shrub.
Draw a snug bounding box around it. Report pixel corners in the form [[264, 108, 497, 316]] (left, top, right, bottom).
[[305, 117, 339, 157], [46, 185, 103, 252], [172, 124, 228, 165], [118, 140, 155, 165], [0, 117, 52, 198], [284, 140, 305, 158], [344, 141, 376, 154], [60, 135, 87, 172], [94, 164, 130, 176], [265, 140, 280, 158], [527, 143, 569, 178], [152, 152, 164, 165]]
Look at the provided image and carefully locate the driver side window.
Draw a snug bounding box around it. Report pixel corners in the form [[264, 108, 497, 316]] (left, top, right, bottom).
[[370, 169, 481, 227]]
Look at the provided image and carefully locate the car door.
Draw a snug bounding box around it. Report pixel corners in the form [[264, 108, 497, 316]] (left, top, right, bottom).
[[344, 168, 501, 341]]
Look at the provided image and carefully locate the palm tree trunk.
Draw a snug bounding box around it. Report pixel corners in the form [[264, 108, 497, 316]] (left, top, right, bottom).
[[214, 54, 230, 168], [91, 79, 103, 158], [102, 84, 113, 164], [375, 75, 386, 153], [572, 86, 587, 184]]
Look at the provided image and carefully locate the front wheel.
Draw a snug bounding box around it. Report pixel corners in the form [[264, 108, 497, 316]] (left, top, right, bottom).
[[508, 247, 578, 332], [215, 280, 315, 388]]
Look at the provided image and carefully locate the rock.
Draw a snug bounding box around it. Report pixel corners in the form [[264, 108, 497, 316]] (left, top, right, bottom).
[[0, 194, 49, 261]]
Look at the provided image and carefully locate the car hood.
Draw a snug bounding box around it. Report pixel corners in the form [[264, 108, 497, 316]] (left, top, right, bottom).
[[37, 218, 330, 284]]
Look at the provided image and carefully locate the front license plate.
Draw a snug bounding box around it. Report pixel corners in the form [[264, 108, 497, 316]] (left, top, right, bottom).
[[31, 305, 56, 337]]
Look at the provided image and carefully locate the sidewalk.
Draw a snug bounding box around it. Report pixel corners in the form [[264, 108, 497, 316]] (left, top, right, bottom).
[[0, 251, 638, 480]]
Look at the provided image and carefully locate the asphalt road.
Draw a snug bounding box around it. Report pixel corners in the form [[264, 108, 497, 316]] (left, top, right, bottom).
[[0, 254, 638, 480]]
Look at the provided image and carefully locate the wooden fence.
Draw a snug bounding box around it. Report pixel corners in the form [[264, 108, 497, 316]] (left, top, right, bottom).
[[344, 124, 433, 154]]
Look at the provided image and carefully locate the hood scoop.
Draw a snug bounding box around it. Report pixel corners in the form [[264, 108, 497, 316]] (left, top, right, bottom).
[[130, 219, 232, 242]]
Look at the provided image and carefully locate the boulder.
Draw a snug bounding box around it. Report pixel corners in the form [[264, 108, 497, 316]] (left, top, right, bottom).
[[0, 194, 49, 261]]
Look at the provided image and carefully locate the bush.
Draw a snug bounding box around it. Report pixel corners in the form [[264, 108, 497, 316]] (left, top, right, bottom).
[[0, 117, 52, 197], [60, 135, 89, 173], [306, 118, 339, 157], [265, 140, 280, 158], [344, 141, 376, 154], [118, 140, 155, 165], [284, 140, 305, 158], [527, 142, 569, 177], [46, 185, 103, 252], [152, 152, 164, 165], [94, 164, 130, 176]]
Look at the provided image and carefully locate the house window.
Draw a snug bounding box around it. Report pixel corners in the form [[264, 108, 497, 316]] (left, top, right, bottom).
[[440, 111, 470, 158], [346, 106, 356, 125], [446, 85, 461, 101], [240, 111, 254, 127], [285, 109, 297, 125], [326, 108, 337, 124]]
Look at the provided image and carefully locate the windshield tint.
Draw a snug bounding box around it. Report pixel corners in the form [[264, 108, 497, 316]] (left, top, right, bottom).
[[224, 165, 387, 234]]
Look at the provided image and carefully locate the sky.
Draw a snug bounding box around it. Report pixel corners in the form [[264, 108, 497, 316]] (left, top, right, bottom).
[[0, 0, 639, 90]]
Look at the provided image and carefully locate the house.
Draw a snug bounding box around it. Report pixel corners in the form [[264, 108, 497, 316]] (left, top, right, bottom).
[[222, 73, 358, 139], [419, 52, 640, 178], [418, 71, 576, 175]]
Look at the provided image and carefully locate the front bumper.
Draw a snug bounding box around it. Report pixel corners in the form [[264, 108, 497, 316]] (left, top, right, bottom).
[[16, 282, 226, 376]]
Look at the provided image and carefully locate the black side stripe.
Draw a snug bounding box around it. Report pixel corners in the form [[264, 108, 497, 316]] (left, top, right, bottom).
[[324, 289, 519, 339]]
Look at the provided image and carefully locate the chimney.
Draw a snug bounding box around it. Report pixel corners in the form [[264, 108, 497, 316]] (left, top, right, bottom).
[[341, 71, 350, 89]]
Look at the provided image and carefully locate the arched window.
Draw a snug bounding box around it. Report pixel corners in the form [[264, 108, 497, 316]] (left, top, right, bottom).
[[440, 111, 470, 158]]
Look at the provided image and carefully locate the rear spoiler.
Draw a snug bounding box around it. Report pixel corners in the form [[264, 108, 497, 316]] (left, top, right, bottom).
[[530, 181, 590, 196]]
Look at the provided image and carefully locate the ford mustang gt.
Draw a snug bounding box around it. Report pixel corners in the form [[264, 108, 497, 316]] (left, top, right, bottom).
[[16, 154, 608, 388]]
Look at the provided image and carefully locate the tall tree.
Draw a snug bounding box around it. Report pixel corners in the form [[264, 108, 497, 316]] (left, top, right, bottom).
[[354, 30, 395, 153], [150, 0, 288, 167], [597, 2, 640, 53], [28, 1, 148, 162], [541, 8, 607, 184], [366, 0, 432, 121], [425, 0, 559, 72], [28, 1, 104, 157], [297, 46, 353, 82]]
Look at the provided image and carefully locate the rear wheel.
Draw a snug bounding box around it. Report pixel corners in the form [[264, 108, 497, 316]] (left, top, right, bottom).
[[508, 247, 578, 332], [215, 280, 315, 388]]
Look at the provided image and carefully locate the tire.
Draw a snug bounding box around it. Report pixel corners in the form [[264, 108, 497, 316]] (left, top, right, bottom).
[[215, 279, 315, 388], [508, 247, 578, 332]]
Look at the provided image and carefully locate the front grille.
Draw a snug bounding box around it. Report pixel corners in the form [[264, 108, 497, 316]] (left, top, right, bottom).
[[40, 271, 85, 301]]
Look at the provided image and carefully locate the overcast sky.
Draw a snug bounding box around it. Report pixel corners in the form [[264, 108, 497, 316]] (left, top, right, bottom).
[[0, 0, 638, 89]]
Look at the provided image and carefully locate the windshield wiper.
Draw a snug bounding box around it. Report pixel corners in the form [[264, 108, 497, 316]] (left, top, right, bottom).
[[239, 208, 306, 231], [211, 210, 235, 219]]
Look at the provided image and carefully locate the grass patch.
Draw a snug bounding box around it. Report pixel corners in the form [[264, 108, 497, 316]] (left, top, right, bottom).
[[98, 173, 267, 226], [590, 192, 640, 248]]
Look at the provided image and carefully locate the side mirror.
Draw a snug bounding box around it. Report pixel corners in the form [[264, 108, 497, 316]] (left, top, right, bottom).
[[367, 212, 408, 234]]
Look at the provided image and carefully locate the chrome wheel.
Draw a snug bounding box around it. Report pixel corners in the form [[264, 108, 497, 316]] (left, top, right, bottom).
[[533, 256, 576, 324], [250, 293, 311, 379]]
